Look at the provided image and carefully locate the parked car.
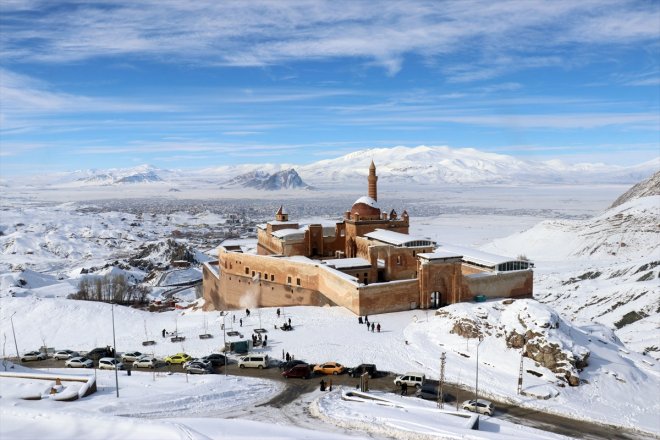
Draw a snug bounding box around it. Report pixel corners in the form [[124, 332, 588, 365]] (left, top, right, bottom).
[[348, 363, 379, 378], [21, 351, 46, 362], [415, 383, 448, 401], [98, 357, 125, 370], [164, 353, 192, 365], [86, 347, 114, 360], [133, 356, 159, 369], [238, 354, 269, 369], [121, 351, 144, 363], [183, 358, 211, 370], [185, 361, 211, 375], [201, 353, 227, 367], [393, 372, 425, 389], [282, 364, 311, 379], [278, 359, 307, 370], [53, 350, 79, 360], [313, 362, 345, 375], [65, 356, 93, 368], [461, 399, 494, 416]]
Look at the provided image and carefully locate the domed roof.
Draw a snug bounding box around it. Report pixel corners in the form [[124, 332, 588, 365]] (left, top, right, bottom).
[[350, 196, 381, 219]]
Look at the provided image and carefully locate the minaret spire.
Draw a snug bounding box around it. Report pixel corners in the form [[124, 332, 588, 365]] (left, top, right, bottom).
[[368, 160, 378, 201]]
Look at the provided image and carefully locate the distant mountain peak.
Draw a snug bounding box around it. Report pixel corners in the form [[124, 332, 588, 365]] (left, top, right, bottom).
[[223, 168, 311, 190]]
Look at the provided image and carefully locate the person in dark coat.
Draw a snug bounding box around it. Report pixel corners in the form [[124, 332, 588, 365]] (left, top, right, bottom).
[[377, 323, 381, 332], [286, 352, 290, 362], [277, 308, 281, 318], [288, 317, 291, 326], [358, 316, 363, 324], [371, 322, 375, 332], [264, 335, 268, 343], [162, 328, 166, 338], [246, 308, 250, 317], [319, 379, 326, 391], [401, 382, 408, 395], [240, 318, 243, 327]]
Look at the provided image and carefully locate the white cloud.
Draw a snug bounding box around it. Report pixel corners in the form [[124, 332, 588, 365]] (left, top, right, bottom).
[[1, 1, 658, 78]]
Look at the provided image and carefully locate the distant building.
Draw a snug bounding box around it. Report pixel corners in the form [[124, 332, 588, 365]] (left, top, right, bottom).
[[203, 162, 532, 315]]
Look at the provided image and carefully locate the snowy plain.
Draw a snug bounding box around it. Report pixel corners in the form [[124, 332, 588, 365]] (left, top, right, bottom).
[[1, 175, 658, 439]]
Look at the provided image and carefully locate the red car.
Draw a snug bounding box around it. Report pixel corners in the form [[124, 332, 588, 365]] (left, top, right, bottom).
[[282, 364, 311, 379]]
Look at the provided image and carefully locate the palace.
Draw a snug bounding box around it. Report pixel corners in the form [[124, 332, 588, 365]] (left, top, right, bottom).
[[202, 162, 533, 315]]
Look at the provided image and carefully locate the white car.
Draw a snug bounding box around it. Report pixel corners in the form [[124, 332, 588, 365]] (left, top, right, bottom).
[[183, 358, 211, 370], [461, 399, 494, 416], [121, 351, 144, 362], [98, 357, 125, 370], [21, 351, 46, 362], [133, 356, 158, 369], [65, 356, 93, 368], [53, 350, 79, 360]]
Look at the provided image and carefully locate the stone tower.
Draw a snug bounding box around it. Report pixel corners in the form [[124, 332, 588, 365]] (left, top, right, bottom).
[[368, 160, 378, 201]]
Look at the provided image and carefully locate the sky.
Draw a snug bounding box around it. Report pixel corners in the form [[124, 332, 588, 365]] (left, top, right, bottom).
[[1, 0, 659, 176]]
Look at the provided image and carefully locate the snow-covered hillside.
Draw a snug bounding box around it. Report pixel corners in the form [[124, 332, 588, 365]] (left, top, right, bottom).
[[222, 168, 311, 190], [483, 173, 660, 358]]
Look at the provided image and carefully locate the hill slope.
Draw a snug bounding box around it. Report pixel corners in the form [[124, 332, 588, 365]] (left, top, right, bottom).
[[482, 175, 660, 358]]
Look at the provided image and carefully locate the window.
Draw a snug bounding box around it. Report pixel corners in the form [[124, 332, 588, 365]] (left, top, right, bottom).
[[252, 271, 255, 277], [271, 274, 275, 281], [287, 276, 292, 284], [396, 256, 402, 265], [245, 267, 250, 275], [296, 278, 301, 286]]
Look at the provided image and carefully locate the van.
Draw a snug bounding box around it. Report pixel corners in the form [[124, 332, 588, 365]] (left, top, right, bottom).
[[393, 372, 425, 388], [238, 354, 269, 369]]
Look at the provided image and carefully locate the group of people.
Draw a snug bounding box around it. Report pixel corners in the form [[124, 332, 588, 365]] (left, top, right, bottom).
[[284, 351, 295, 362], [358, 315, 381, 332], [251, 332, 267, 347], [280, 317, 293, 331]]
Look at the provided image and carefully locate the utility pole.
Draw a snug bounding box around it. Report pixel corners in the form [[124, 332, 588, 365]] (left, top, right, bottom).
[[111, 304, 119, 398], [439, 352, 446, 409], [474, 335, 483, 430], [10, 312, 19, 363], [517, 350, 524, 395]]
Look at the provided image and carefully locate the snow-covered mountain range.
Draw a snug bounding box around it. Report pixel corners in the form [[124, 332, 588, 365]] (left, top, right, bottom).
[[7, 146, 658, 190]]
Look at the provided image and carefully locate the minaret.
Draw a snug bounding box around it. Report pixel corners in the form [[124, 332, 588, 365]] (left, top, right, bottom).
[[368, 160, 378, 201]]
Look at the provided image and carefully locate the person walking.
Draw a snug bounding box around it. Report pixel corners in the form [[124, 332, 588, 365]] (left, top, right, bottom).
[[288, 317, 291, 326], [286, 352, 290, 362], [246, 308, 250, 317], [401, 382, 408, 396], [377, 323, 381, 333], [319, 379, 326, 391], [358, 316, 363, 324], [264, 334, 268, 344], [277, 308, 281, 318], [371, 322, 375, 332], [162, 328, 166, 338], [240, 318, 243, 327]]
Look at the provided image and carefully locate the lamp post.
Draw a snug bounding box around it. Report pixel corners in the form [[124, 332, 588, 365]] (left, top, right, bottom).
[[111, 303, 119, 398], [10, 312, 19, 363], [222, 312, 227, 376], [474, 335, 484, 429]]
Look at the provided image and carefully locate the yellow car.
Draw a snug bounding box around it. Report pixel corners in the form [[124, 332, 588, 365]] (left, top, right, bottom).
[[313, 361, 345, 375], [165, 353, 192, 365]]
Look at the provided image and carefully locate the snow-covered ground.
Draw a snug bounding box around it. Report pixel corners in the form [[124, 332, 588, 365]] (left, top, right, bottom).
[[1, 176, 658, 439], [1, 296, 659, 437]]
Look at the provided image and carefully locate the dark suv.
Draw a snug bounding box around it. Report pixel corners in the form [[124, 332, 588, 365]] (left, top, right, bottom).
[[348, 363, 379, 378], [86, 347, 114, 361], [282, 364, 311, 379]]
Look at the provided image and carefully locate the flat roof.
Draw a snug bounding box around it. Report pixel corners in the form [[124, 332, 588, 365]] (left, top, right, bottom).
[[418, 251, 463, 261], [271, 228, 305, 239], [365, 229, 435, 247], [322, 257, 371, 270], [437, 244, 515, 267]]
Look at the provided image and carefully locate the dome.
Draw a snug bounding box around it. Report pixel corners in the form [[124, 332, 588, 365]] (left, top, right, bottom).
[[350, 196, 381, 219]]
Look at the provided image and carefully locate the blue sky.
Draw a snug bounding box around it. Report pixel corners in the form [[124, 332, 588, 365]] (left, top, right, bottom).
[[1, 0, 659, 175]]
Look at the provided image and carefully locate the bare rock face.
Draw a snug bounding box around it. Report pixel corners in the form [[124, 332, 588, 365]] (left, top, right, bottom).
[[450, 318, 482, 339]]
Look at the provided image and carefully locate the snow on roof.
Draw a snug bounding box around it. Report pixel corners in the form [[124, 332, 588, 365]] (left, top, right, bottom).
[[353, 196, 378, 208], [437, 243, 515, 267], [418, 251, 463, 261], [365, 229, 434, 247], [203, 262, 220, 277], [322, 257, 371, 270], [268, 220, 299, 226], [271, 228, 305, 239]]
